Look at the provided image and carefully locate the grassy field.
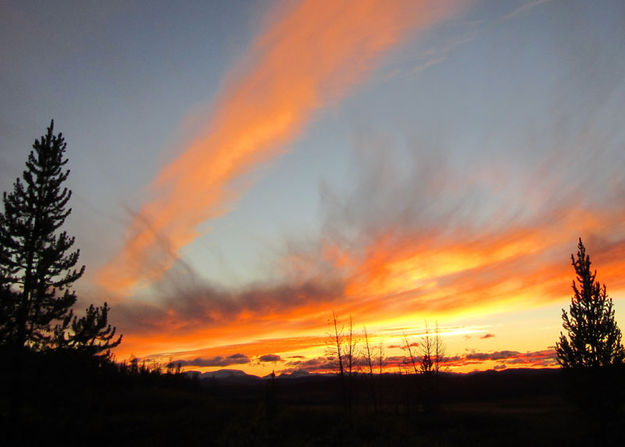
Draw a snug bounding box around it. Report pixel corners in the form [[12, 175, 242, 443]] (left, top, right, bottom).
[[2, 364, 624, 446]]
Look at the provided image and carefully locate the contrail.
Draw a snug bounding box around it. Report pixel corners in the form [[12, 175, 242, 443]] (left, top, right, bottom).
[[96, 0, 470, 296]]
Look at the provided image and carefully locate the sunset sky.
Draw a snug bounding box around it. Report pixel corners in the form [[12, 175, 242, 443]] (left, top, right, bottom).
[[1, 0, 625, 376]]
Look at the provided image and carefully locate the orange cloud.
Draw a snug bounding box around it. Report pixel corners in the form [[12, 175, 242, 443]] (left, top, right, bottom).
[[96, 0, 470, 296], [107, 138, 625, 369], [325, 210, 625, 325], [108, 204, 625, 364]]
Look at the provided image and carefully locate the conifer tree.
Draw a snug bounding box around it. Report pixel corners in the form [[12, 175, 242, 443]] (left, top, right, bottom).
[[56, 302, 122, 357], [556, 239, 625, 368], [0, 120, 84, 350]]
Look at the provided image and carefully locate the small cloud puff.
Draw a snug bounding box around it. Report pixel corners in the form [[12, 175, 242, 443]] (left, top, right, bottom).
[[168, 353, 250, 368], [259, 354, 282, 362]]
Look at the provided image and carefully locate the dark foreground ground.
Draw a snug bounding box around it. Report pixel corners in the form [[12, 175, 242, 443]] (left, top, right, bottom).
[[1, 358, 624, 446]]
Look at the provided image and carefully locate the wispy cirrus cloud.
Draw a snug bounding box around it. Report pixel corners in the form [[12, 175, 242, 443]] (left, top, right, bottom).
[[96, 0, 471, 296], [385, 20, 480, 81], [503, 0, 550, 21]]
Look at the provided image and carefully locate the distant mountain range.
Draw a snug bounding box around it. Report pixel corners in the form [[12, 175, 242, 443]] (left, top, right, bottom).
[[184, 369, 260, 381], [184, 367, 559, 383], [183, 368, 328, 382]]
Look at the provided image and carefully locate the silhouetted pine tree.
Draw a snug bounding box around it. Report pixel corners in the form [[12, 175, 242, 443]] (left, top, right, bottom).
[[556, 238, 625, 368], [0, 120, 84, 350], [0, 121, 122, 355], [0, 122, 126, 442]]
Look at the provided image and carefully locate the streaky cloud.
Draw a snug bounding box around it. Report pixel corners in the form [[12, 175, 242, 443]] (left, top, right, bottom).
[[503, 0, 550, 20], [96, 0, 471, 296]]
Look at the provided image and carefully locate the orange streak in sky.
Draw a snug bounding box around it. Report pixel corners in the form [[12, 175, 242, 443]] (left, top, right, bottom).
[[95, 0, 470, 295], [110, 199, 625, 366]]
